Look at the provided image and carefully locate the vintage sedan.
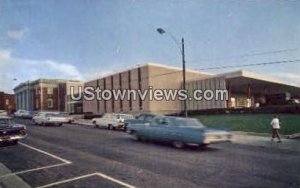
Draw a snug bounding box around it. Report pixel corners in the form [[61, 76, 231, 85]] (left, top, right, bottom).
[[0, 116, 27, 144], [124, 112, 157, 132], [92, 113, 134, 130], [129, 116, 232, 148], [33, 112, 69, 126]]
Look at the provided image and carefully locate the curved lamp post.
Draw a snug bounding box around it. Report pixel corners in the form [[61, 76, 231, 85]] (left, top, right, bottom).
[[156, 28, 187, 117]]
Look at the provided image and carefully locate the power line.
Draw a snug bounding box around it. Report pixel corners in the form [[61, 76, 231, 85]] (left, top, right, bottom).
[[190, 48, 298, 62], [197, 59, 300, 70]]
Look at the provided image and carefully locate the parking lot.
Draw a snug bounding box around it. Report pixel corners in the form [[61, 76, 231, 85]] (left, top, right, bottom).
[[0, 118, 299, 188]]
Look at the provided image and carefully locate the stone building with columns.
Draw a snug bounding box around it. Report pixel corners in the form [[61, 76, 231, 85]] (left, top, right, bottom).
[[13, 79, 83, 113]]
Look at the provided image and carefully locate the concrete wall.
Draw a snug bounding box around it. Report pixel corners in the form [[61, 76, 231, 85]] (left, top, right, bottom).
[[148, 65, 211, 114], [83, 64, 210, 115], [186, 77, 227, 110]]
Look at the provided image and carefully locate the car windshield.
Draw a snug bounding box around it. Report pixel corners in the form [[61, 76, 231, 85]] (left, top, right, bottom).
[[46, 113, 63, 117], [59, 113, 69, 116], [0, 118, 11, 127]]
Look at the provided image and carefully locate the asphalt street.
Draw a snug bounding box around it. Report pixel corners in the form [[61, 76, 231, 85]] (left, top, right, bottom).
[[0, 119, 299, 188]]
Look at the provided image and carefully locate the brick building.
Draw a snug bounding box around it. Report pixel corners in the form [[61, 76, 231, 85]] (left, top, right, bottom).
[[0, 92, 15, 114], [13, 79, 83, 113]]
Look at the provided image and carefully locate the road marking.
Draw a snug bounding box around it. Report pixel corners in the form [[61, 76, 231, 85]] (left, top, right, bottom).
[[95, 172, 136, 188], [19, 142, 72, 164], [0, 163, 69, 178], [0, 142, 72, 178], [37, 172, 136, 188]]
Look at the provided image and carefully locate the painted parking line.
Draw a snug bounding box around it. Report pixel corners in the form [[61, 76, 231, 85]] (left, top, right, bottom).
[[0, 163, 69, 178], [37, 172, 136, 188], [19, 142, 71, 164], [0, 142, 72, 178]]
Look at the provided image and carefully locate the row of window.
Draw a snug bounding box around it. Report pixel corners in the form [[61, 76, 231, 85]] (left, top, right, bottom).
[[97, 68, 143, 113], [35, 98, 53, 109]]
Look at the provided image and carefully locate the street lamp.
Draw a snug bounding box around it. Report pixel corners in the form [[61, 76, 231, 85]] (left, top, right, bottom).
[[156, 28, 188, 117]]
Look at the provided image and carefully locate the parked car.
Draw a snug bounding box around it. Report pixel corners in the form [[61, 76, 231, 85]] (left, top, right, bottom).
[[125, 113, 157, 132], [14, 109, 33, 119], [0, 116, 27, 144], [129, 115, 232, 149], [92, 113, 134, 130], [32, 112, 69, 126], [0, 110, 8, 116], [59, 112, 75, 124]]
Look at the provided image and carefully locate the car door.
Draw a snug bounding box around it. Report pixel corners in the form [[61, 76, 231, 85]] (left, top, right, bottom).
[[34, 114, 42, 124], [147, 117, 170, 141], [99, 114, 110, 127]]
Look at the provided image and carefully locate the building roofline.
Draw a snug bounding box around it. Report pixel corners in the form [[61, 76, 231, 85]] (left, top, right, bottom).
[[13, 79, 82, 91], [215, 70, 300, 88], [85, 62, 214, 83]]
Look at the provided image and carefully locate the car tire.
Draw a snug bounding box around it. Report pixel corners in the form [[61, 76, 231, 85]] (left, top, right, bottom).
[[41, 122, 45, 126], [108, 124, 113, 130], [132, 131, 141, 141], [172, 141, 185, 149], [199, 144, 208, 149], [93, 121, 99, 128], [12, 140, 18, 145]]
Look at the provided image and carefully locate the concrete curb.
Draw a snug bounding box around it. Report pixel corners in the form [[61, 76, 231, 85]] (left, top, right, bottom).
[[232, 131, 300, 139], [286, 133, 300, 139], [74, 120, 94, 127], [0, 162, 31, 188]]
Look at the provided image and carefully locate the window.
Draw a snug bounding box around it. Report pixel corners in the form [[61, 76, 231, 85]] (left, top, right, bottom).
[[47, 99, 53, 108], [128, 71, 132, 111], [103, 79, 107, 113], [47, 88, 53, 95], [119, 73, 123, 111], [111, 76, 114, 112], [36, 99, 39, 108], [138, 67, 142, 110]]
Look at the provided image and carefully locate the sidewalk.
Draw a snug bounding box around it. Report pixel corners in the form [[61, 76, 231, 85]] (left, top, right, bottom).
[[74, 119, 94, 126], [232, 132, 300, 152], [0, 162, 31, 188]]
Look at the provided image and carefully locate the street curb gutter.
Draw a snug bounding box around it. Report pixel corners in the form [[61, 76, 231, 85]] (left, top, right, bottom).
[[0, 163, 31, 188], [232, 131, 300, 139]]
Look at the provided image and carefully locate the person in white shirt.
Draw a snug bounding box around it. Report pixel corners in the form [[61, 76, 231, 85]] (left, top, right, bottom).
[[270, 115, 281, 143]]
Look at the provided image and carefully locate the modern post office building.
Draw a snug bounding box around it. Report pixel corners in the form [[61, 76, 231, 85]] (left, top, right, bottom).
[[83, 63, 300, 115], [83, 63, 211, 115]]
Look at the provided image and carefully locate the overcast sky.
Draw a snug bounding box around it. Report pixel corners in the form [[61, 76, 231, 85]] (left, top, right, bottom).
[[0, 0, 300, 93]]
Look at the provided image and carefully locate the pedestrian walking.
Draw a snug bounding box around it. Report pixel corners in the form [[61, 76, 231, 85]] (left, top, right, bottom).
[[270, 115, 281, 143]]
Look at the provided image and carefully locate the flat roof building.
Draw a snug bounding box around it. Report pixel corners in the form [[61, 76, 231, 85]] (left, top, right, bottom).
[[186, 70, 300, 111], [83, 63, 211, 115], [83, 63, 300, 115]]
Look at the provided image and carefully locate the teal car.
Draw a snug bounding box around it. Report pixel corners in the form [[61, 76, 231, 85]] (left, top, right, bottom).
[[129, 116, 232, 148]]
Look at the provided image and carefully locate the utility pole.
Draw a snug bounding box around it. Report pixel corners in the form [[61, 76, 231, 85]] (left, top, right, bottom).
[[181, 38, 187, 117], [157, 28, 188, 117]]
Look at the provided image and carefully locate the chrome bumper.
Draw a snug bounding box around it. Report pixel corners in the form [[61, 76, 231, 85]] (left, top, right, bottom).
[[0, 135, 27, 142]]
